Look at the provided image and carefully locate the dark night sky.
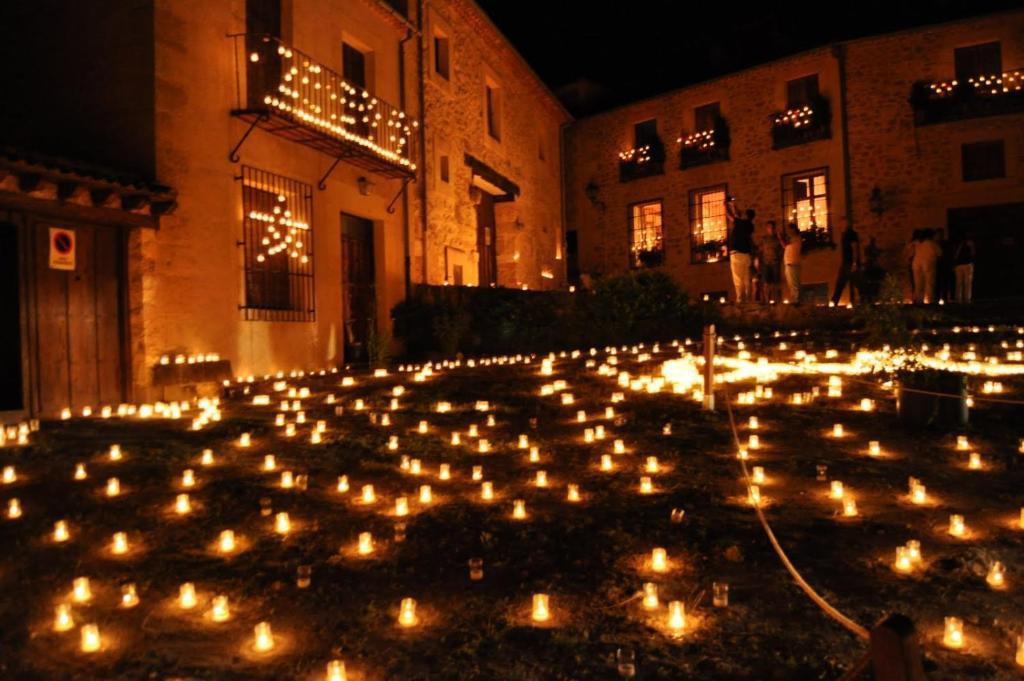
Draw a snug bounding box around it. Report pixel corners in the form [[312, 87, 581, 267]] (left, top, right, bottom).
[[476, 0, 1022, 116]]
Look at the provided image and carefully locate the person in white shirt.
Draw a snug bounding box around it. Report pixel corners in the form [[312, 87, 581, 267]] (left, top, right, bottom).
[[783, 222, 802, 303], [910, 229, 942, 303]]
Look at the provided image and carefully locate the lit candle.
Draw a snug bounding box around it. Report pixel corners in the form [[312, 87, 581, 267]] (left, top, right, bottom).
[[178, 582, 197, 609], [752, 466, 765, 484], [275, 511, 291, 535], [264, 454, 276, 471], [577, 410, 586, 423], [868, 441, 881, 457], [74, 463, 87, 480], [595, 425, 606, 439], [200, 449, 214, 466], [182, 469, 195, 488], [175, 493, 191, 515], [605, 406, 615, 419], [645, 456, 659, 473], [109, 444, 122, 461], [285, 423, 296, 437], [2, 466, 15, 483], [531, 593, 550, 622], [410, 459, 422, 475], [281, 471, 294, 489], [843, 498, 858, 517], [600, 454, 613, 471], [450, 432, 461, 446], [832, 423, 844, 438], [894, 546, 912, 572], [642, 582, 659, 610], [949, 514, 966, 537], [535, 470, 548, 487], [651, 548, 668, 573], [614, 439, 625, 454], [567, 484, 580, 502], [106, 477, 121, 497], [239, 433, 251, 447], [395, 497, 409, 517], [121, 583, 139, 608], [468, 424, 478, 438], [218, 529, 236, 554], [906, 539, 922, 563], [748, 435, 760, 449], [667, 601, 686, 635], [358, 532, 374, 555], [361, 485, 376, 504], [956, 435, 968, 451], [53, 519, 70, 542], [737, 447, 749, 460], [210, 594, 230, 622], [968, 452, 982, 469], [487, 414, 496, 427], [518, 434, 529, 449], [830, 480, 844, 499], [438, 464, 451, 481], [986, 561, 1005, 588], [910, 481, 926, 505], [640, 476, 653, 494], [418, 420, 428, 434], [73, 577, 91, 602], [419, 485, 433, 503], [111, 531, 129, 555], [327, 659, 348, 681], [337, 475, 349, 492], [860, 398, 874, 411], [80, 623, 101, 652], [512, 499, 527, 519], [54, 603, 74, 632], [943, 616, 963, 649], [398, 598, 418, 627], [529, 447, 540, 463], [481, 481, 494, 501], [253, 621, 274, 651], [478, 439, 490, 453], [748, 485, 761, 506]]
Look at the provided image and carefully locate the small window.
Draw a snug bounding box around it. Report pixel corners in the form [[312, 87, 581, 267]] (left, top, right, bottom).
[[634, 119, 658, 147], [629, 200, 664, 268], [383, 0, 408, 16], [688, 185, 728, 263], [694, 102, 720, 132], [962, 140, 1006, 181], [782, 168, 830, 240], [342, 43, 367, 89], [439, 154, 450, 183], [486, 83, 502, 141], [954, 42, 1001, 79], [240, 166, 315, 322], [786, 74, 819, 109], [434, 34, 450, 80]]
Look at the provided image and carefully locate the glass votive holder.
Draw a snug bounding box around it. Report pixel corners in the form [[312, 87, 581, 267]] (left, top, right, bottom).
[[615, 647, 637, 678], [295, 474, 308, 491], [816, 464, 828, 481], [468, 557, 484, 581], [670, 508, 686, 524], [713, 581, 729, 607], [296, 564, 311, 588], [259, 497, 273, 516]]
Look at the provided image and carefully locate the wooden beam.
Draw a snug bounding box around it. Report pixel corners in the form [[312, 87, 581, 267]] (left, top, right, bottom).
[[17, 173, 42, 193]]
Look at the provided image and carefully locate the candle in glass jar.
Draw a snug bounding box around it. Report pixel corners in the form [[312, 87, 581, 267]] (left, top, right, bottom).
[[830, 480, 844, 499], [54, 519, 69, 542], [395, 497, 409, 517], [535, 470, 548, 487], [410, 459, 422, 475], [748, 485, 761, 505], [210, 594, 230, 622], [179, 582, 197, 609], [529, 446, 540, 463], [512, 499, 526, 519], [986, 561, 1005, 588], [843, 498, 858, 517], [182, 469, 195, 488], [111, 531, 129, 555], [949, 514, 966, 537], [358, 532, 374, 555], [419, 485, 432, 503], [398, 598, 418, 627], [109, 444, 122, 461], [73, 577, 92, 602], [218, 529, 236, 553], [175, 493, 191, 515], [894, 546, 912, 572], [263, 454, 276, 471], [943, 616, 963, 648], [531, 593, 550, 622], [752, 466, 765, 484], [239, 433, 251, 448], [253, 621, 274, 651], [600, 454, 613, 471], [640, 476, 653, 494], [567, 484, 580, 502], [54, 603, 74, 632], [478, 439, 490, 453], [326, 660, 348, 681], [642, 582, 658, 610], [651, 548, 668, 572], [75, 463, 87, 480], [1, 466, 14, 484], [200, 449, 214, 466], [614, 439, 625, 454], [80, 623, 101, 652], [119, 583, 137, 607], [106, 477, 121, 497], [450, 432, 461, 446], [968, 452, 982, 469], [956, 435, 968, 451], [481, 482, 494, 501], [667, 601, 685, 635], [748, 434, 760, 449], [274, 512, 291, 535], [472, 466, 483, 481], [438, 464, 450, 481], [832, 423, 844, 438], [361, 485, 376, 504], [337, 475, 349, 493], [645, 456, 659, 473]]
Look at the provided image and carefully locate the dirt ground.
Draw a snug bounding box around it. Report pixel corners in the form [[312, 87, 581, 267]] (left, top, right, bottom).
[[1, 327, 1022, 680]]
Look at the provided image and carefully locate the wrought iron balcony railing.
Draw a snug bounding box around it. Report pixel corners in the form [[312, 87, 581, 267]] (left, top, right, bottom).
[[231, 34, 417, 178], [770, 96, 832, 150], [678, 118, 730, 170], [910, 69, 1024, 126], [618, 138, 666, 183]]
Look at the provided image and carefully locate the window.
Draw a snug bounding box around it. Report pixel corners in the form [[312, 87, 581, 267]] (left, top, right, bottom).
[[962, 140, 1006, 181], [433, 33, 450, 80], [694, 102, 720, 132], [629, 200, 664, 268], [342, 42, 367, 89], [383, 0, 408, 16], [786, 74, 819, 109], [688, 185, 728, 263], [439, 154, 450, 183], [782, 168, 830, 243], [486, 83, 502, 140], [954, 42, 1001, 79], [246, 0, 281, 37], [240, 166, 315, 322], [634, 119, 659, 147]]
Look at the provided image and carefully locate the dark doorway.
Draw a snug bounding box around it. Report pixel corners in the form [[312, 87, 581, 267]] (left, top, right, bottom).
[[341, 213, 376, 362], [0, 224, 23, 412], [245, 0, 282, 110], [476, 192, 497, 287], [947, 202, 1024, 300], [565, 230, 580, 285]]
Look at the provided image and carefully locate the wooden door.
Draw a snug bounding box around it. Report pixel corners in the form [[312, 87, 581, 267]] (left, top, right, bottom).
[[31, 222, 124, 415], [947, 203, 1024, 300], [0, 224, 23, 412], [476, 192, 497, 287], [341, 213, 376, 362]]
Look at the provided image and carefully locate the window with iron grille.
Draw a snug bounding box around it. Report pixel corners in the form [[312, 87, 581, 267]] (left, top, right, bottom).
[[781, 168, 831, 246], [240, 166, 315, 321], [688, 185, 728, 263], [961, 140, 1005, 181], [629, 200, 665, 268]]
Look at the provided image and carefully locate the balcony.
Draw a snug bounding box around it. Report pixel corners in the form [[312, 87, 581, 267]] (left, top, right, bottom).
[[231, 34, 417, 179], [770, 96, 832, 150], [618, 139, 665, 183], [678, 119, 730, 170], [910, 69, 1024, 126]]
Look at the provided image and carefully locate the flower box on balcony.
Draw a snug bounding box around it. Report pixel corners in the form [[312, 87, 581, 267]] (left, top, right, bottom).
[[770, 97, 832, 150], [618, 140, 666, 183], [678, 119, 730, 170], [910, 69, 1024, 126]]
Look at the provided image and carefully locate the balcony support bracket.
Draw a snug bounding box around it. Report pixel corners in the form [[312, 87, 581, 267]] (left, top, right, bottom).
[[386, 175, 415, 214], [317, 155, 347, 191], [228, 113, 269, 163]]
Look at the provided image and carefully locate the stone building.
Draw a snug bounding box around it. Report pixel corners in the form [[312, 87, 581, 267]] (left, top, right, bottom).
[[0, 0, 567, 418], [565, 10, 1024, 303]]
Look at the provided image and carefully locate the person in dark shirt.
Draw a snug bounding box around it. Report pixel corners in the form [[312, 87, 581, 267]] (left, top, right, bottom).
[[726, 197, 755, 302], [830, 223, 860, 305], [953, 231, 975, 303]]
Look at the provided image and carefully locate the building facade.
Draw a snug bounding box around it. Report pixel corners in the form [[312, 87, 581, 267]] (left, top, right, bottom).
[[0, 0, 567, 418], [565, 11, 1024, 304]]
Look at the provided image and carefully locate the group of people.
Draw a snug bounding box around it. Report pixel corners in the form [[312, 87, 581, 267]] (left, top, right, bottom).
[[726, 198, 807, 304], [904, 228, 975, 304], [726, 196, 976, 305]]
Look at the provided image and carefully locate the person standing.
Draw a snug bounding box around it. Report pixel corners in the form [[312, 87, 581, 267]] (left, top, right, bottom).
[[783, 222, 802, 303], [953, 231, 975, 303], [911, 229, 941, 303], [726, 198, 755, 303], [758, 220, 783, 303], [830, 223, 861, 305]]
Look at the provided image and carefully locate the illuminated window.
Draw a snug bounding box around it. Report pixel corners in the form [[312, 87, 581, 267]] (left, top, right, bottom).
[[629, 200, 664, 268], [781, 168, 830, 243], [954, 42, 1001, 79], [688, 185, 728, 263], [240, 166, 315, 321]]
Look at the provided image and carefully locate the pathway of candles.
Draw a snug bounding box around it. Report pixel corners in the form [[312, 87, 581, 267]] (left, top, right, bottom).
[[1, 327, 1023, 679]]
